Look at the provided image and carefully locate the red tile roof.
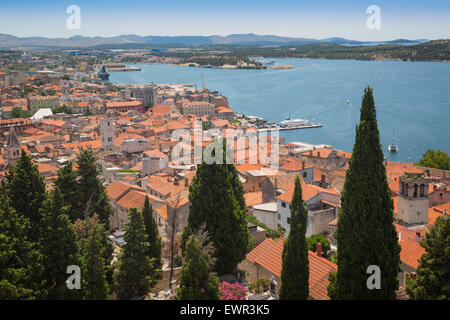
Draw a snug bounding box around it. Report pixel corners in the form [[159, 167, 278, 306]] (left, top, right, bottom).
[[106, 180, 144, 201], [277, 181, 339, 203], [428, 202, 450, 227], [116, 190, 163, 210]]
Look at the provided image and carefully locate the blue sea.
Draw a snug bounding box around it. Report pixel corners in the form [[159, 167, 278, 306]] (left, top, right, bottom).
[[109, 58, 450, 162]]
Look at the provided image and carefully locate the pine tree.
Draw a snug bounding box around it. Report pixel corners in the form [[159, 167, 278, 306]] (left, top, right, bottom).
[[279, 176, 309, 300], [331, 87, 401, 300], [39, 187, 81, 299], [177, 234, 219, 300], [0, 194, 46, 299], [80, 223, 110, 300], [5, 150, 46, 241], [54, 162, 81, 222], [114, 208, 157, 299], [142, 196, 162, 270], [406, 216, 450, 300], [181, 139, 249, 275], [76, 149, 112, 229]]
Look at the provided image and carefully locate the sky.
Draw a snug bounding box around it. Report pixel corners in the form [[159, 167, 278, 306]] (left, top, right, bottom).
[[0, 0, 449, 41]]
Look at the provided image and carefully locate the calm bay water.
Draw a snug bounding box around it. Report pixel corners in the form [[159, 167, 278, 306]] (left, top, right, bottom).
[[110, 59, 450, 162]]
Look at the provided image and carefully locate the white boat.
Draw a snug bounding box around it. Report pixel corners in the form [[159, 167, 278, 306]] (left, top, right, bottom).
[[261, 59, 276, 65], [388, 128, 399, 152], [346, 100, 351, 104], [388, 145, 399, 152], [280, 115, 309, 127]]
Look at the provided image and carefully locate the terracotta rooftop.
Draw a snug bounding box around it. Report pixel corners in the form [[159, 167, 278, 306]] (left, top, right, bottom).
[[277, 181, 339, 203], [106, 180, 144, 201], [116, 190, 163, 210]]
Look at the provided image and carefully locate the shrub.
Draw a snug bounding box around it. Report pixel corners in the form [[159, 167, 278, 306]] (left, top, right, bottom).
[[248, 279, 269, 293], [219, 282, 247, 300]]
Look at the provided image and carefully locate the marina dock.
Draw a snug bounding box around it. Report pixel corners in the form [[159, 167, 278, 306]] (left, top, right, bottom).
[[257, 123, 322, 132]]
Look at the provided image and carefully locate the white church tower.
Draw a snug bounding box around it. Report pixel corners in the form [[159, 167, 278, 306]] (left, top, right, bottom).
[[100, 118, 115, 151]]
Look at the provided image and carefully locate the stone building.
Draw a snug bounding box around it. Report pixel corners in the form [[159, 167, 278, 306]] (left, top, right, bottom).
[[100, 118, 115, 151], [397, 172, 429, 226]]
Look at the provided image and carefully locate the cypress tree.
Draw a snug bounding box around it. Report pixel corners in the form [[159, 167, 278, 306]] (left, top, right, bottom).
[[177, 234, 219, 300], [181, 139, 249, 275], [0, 194, 46, 299], [279, 176, 309, 300], [54, 162, 81, 222], [76, 149, 112, 229], [74, 214, 114, 292], [114, 208, 157, 299], [80, 223, 111, 300], [332, 87, 401, 299], [406, 216, 450, 300], [39, 187, 81, 299], [5, 149, 46, 241], [142, 196, 162, 270], [227, 148, 253, 253]]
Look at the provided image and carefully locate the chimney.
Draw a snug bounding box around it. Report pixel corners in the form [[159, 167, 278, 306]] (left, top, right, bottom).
[[316, 242, 322, 257], [301, 161, 305, 170]]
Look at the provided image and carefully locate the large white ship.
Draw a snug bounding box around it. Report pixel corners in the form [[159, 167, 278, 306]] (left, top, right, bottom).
[[280, 116, 309, 127]]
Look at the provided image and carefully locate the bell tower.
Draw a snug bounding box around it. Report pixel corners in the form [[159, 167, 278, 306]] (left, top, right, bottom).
[[397, 172, 429, 227], [6, 126, 21, 166], [100, 118, 115, 151]]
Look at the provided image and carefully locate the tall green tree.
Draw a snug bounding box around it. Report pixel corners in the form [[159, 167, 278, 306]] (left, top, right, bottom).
[[6, 150, 46, 241], [406, 216, 450, 300], [0, 195, 46, 299], [76, 149, 112, 229], [177, 234, 219, 300], [74, 214, 114, 294], [181, 139, 249, 275], [80, 222, 111, 299], [330, 87, 401, 300], [114, 208, 158, 299], [39, 187, 81, 299], [142, 196, 162, 270], [54, 162, 80, 222], [279, 176, 309, 300], [227, 147, 253, 253], [417, 149, 450, 170]]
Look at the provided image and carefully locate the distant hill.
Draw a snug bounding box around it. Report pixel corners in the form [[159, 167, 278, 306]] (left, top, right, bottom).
[[0, 33, 429, 49]]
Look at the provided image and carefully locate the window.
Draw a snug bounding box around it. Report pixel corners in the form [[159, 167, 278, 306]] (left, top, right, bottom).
[[303, 172, 307, 178], [281, 202, 286, 208], [287, 217, 291, 224], [278, 213, 281, 220]]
